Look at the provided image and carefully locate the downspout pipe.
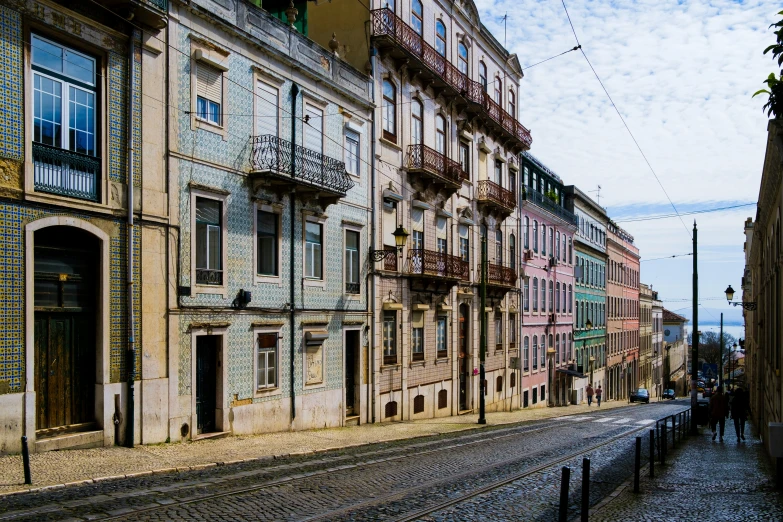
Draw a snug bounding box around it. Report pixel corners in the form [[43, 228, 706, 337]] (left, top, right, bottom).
[[125, 36, 136, 448], [369, 47, 377, 424], [290, 82, 299, 424]]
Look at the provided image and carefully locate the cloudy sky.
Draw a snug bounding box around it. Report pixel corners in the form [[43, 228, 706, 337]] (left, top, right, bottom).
[[475, 0, 777, 330]]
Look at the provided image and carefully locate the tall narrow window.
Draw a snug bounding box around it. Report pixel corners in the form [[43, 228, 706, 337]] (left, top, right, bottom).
[[479, 61, 487, 92], [568, 285, 573, 313], [382, 80, 396, 142], [459, 225, 469, 263], [523, 336, 530, 371], [556, 231, 561, 259], [435, 114, 446, 154], [524, 278, 530, 311], [345, 129, 360, 176], [549, 229, 554, 257], [383, 311, 397, 365], [412, 312, 424, 361], [196, 61, 223, 125], [255, 81, 278, 138], [509, 234, 516, 271], [32, 35, 99, 201], [411, 0, 423, 35], [541, 277, 546, 311], [458, 42, 468, 75], [345, 230, 360, 294], [436, 217, 447, 254], [305, 221, 323, 279], [541, 225, 547, 256], [524, 217, 529, 249], [549, 280, 554, 312], [494, 160, 502, 185], [494, 77, 502, 104], [256, 333, 278, 390], [257, 209, 278, 276], [556, 282, 560, 313], [304, 104, 324, 155], [495, 313, 503, 350], [532, 278, 538, 311], [411, 98, 423, 145], [555, 334, 560, 364], [533, 220, 538, 252], [532, 335, 538, 370], [435, 21, 447, 56], [508, 89, 516, 118], [437, 317, 448, 357], [459, 140, 470, 175], [196, 197, 222, 285], [495, 229, 503, 265]]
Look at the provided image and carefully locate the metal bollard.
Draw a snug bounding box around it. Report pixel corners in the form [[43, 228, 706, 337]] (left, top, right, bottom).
[[649, 429, 655, 478], [21, 436, 31, 485], [656, 423, 660, 461], [581, 458, 590, 522], [559, 466, 571, 522], [661, 420, 667, 465], [634, 436, 641, 493], [671, 416, 676, 449]]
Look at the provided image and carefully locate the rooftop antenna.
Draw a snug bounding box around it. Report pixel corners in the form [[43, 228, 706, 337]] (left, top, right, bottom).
[[590, 185, 602, 205], [501, 13, 508, 47]]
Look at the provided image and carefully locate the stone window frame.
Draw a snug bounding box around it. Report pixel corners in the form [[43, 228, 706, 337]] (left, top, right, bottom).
[[303, 213, 328, 288], [189, 37, 230, 140], [343, 223, 363, 299], [190, 185, 229, 297], [253, 201, 283, 286], [252, 325, 283, 398], [23, 22, 111, 211]]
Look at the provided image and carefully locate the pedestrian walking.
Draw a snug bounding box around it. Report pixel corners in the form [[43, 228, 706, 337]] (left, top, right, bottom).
[[709, 386, 730, 441], [730, 386, 749, 441], [596, 385, 602, 407], [586, 384, 594, 406]]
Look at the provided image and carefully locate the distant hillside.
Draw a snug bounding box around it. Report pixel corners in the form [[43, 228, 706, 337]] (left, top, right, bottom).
[[668, 307, 744, 327]]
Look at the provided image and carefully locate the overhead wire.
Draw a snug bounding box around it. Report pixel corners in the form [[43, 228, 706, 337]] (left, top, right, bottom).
[[615, 203, 756, 223], [558, 0, 691, 239]]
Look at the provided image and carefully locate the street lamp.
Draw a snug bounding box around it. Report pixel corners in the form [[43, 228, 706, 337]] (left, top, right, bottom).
[[725, 285, 757, 311], [370, 224, 409, 262], [730, 341, 738, 389]]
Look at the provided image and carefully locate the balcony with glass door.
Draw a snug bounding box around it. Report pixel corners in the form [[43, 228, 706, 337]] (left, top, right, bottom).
[[406, 144, 468, 193]]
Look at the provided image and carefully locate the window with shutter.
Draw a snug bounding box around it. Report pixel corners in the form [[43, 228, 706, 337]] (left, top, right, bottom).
[[255, 81, 278, 138], [196, 62, 222, 125], [304, 104, 323, 155]]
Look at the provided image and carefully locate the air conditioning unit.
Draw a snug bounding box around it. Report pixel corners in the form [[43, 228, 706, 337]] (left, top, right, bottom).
[[549, 257, 558, 267], [549, 313, 556, 323], [524, 250, 533, 261]]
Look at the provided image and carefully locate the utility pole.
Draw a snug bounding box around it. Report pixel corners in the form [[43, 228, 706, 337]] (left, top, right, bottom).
[[690, 221, 699, 435], [719, 313, 723, 389], [479, 234, 487, 424]]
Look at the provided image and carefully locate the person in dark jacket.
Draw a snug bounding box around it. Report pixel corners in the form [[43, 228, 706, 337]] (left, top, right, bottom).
[[709, 386, 730, 441], [730, 387, 749, 441]]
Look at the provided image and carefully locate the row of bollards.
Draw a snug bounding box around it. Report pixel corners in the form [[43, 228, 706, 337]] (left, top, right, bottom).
[[558, 407, 692, 521], [21, 436, 32, 485]]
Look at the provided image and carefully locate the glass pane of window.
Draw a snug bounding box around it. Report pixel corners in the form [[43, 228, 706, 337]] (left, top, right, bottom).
[[345, 131, 360, 175], [33, 74, 62, 146], [257, 210, 278, 276], [64, 50, 95, 86], [31, 36, 63, 73], [345, 230, 359, 285], [306, 222, 322, 279], [68, 86, 95, 155]]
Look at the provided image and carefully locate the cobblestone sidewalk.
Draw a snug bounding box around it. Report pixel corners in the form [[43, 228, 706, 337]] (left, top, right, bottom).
[[590, 420, 783, 521], [0, 400, 633, 497]]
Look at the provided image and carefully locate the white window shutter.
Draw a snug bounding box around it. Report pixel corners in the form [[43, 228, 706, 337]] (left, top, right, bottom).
[[255, 81, 278, 137], [196, 62, 222, 103]]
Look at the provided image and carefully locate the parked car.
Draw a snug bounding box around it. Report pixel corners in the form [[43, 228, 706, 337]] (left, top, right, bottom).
[[630, 388, 650, 403], [663, 389, 676, 400]]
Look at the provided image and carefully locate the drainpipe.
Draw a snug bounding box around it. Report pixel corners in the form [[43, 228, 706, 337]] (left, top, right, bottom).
[[125, 37, 136, 448], [290, 82, 299, 424], [369, 47, 377, 424]]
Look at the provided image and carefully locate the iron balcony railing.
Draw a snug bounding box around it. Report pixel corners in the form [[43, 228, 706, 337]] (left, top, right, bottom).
[[143, 0, 166, 10], [370, 8, 532, 150], [407, 144, 468, 186], [408, 248, 469, 280], [523, 188, 578, 226], [33, 142, 100, 202], [479, 262, 517, 287], [250, 134, 354, 196], [196, 268, 223, 286], [383, 247, 398, 271], [477, 179, 516, 213]]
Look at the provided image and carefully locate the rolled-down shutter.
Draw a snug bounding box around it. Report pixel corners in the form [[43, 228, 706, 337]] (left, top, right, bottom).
[[196, 62, 222, 104], [255, 81, 278, 138]]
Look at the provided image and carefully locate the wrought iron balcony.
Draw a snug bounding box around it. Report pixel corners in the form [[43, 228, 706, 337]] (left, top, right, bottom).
[[407, 144, 468, 189], [370, 8, 532, 151], [33, 143, 100, 202], [477, 179, 516, 215], [483, 262, 517, 288], [196, 268, 223, 286], [383, 246, 398, 271], [250, 135, 354, 203], [523, 189, 578, 226], [407, 249, 469, 281]]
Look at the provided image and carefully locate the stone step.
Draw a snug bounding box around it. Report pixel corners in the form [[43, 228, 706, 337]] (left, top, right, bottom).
[[34, 430, 104, 453], [192, 431, 230, 441], [345, 416, 360, 427]]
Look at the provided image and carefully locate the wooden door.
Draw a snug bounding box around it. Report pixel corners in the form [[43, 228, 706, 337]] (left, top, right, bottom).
[[459, 305, 469, 411], [196, 336, 218, 434], [34, 312, 94, 431], [345, 331, 359, 416]]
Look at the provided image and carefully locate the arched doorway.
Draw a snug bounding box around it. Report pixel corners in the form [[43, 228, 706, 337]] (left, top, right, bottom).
[[33, 226, 99, 433], [458, 303, 470, 411]]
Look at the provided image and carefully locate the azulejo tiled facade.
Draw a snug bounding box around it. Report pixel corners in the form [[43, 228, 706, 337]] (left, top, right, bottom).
[[0, 0, 165, 455]]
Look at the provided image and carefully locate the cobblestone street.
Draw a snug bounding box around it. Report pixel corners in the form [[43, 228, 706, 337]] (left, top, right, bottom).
[[590, 419, 783, 521]]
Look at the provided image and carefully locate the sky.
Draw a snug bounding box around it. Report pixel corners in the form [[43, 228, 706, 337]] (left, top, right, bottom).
[[474, 0, 777, 331]]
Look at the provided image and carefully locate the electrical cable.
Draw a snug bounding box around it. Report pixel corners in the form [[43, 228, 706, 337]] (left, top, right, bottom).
[[615, 203, 756, 223]]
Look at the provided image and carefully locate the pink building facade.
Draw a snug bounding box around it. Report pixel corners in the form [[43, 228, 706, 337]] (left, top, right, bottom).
[[519, 153, 578, 408]]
